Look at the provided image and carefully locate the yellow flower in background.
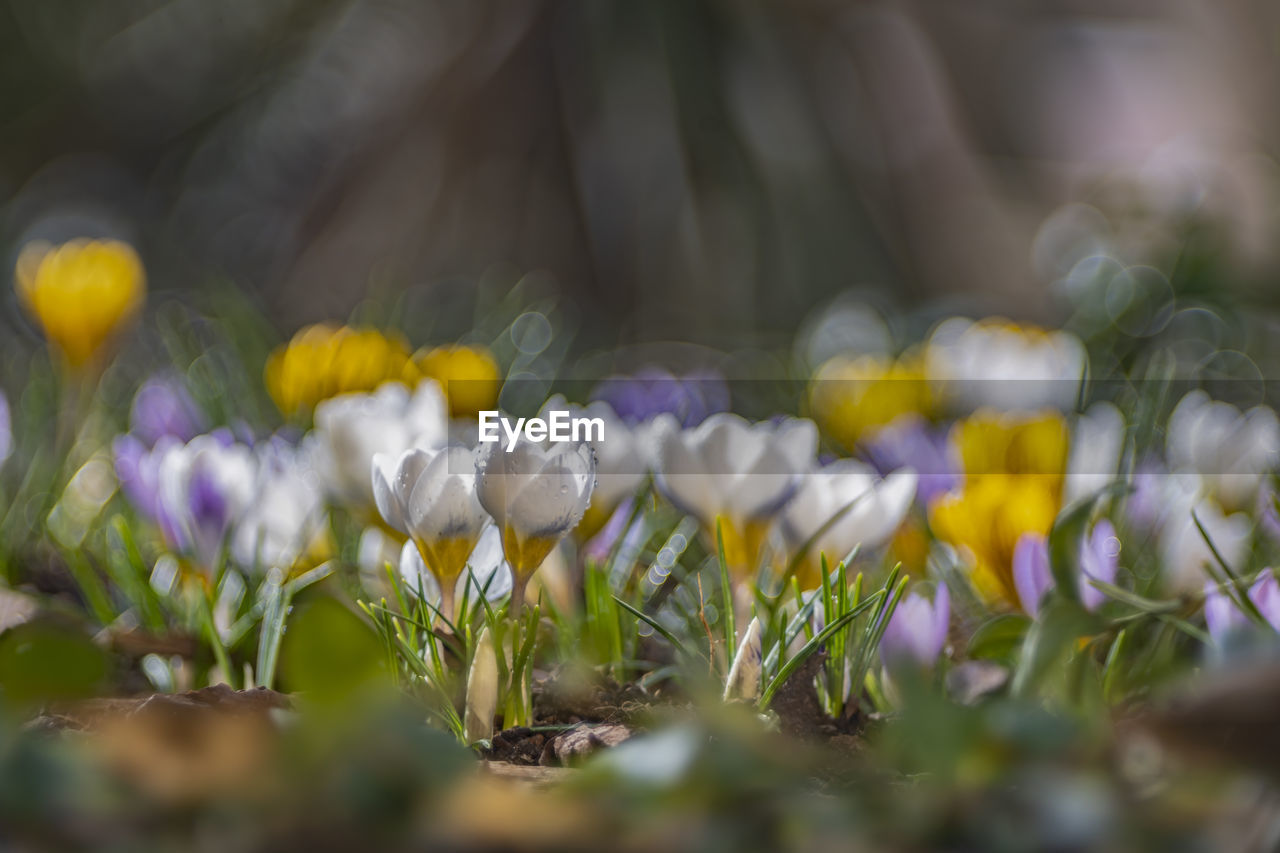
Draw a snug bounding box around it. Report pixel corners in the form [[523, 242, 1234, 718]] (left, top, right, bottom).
[[416, 345, 501, 418], [265, 324, 419, 417], [810, 352, 931, 450], [931, 474, 1059, 606], [15, 239, 145, 369], [929, 409, 1068, 608], [952, 410, 1068, 486]]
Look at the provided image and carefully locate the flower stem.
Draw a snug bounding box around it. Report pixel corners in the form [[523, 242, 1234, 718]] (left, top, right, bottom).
[[508, 572, 528, 618], [439, 579, 456, 628]]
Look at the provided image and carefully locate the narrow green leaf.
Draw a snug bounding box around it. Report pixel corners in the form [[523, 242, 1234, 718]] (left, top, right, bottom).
[[614, 595, 693, 658], [715, 517, 736, 656], [762, 583, 825, 674], [1101, 629, 1127, 704], [199, 585, 236, 689], [1010, 598, 1100, 697], [1193, 509, 1267, 626], [65, 552, 116, 627], [966, 613, 1030, 661], [760, 593, 883, 709], [255, 574, 288, 689]]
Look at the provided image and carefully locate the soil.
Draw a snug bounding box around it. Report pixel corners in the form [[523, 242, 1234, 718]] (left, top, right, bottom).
[[28, 683, 292, 733], [767, 649, 865, 742], [482, 652, 869, 768], [26, 662, 867, 780], [482, 667, 654, 766]]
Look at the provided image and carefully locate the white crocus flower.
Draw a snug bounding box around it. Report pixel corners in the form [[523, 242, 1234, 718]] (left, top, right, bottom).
[[157, 433, 256, 572], [540, 395, 658, 529], [232, 439, 327, 574], [311, 380, 448, 512], [781, 460, 917, 584], [1159, 490, 1251, 594], [373, 445, 491, 621], [476, 435, 596, 612], [1166, 390, 1280, 512], [1064, 402, 1126, 505], [652, 412, 817, 579], [356, 526, 402, 593], [925, 317, 1086, 412]]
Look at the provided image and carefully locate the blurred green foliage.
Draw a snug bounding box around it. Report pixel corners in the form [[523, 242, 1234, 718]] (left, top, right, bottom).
[[0, 619, 107, 712]]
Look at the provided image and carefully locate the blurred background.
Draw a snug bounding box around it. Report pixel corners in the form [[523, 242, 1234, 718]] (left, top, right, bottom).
[[3, 0, 1279, 351]]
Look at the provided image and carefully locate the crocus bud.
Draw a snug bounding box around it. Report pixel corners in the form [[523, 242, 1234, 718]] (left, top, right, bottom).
[[1078, 519, 1120, 610], [1015, 522, 1120, 617], [0, 391, 9, 467], [1013, 533, 1053, 617], [881, 584, 950, 669], [723, 617, 763, 701], [465, 626, 499, 744]]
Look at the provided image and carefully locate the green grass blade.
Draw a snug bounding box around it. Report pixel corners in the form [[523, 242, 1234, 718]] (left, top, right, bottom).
[[614, 595, 693, 659], [715, 517, 736, 656], [760, 593, 883, 709]]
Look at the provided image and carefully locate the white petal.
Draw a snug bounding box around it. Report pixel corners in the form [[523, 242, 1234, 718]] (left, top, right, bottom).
[[465, 525, 513, 600], [371, 453, 406, 533], [358, 527, 400, 577], [771, 418, 819, 472], [398, 539, 440, 600], [1065, 402, 1125, 505], [506, 459, 593, 537], [406, 447, 489, 542], [476, 436, 595, 538]]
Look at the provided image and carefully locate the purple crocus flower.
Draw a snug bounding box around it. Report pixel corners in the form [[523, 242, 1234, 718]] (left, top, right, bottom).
[[863, 414, 959, 505], [130, 374, 204, 446], [1015, 522, 1121, 616], [1013, 533, 1054, 617], [584, 497, 638, 564], [881, 584, 950, 668], [591, 367, 729, 427], [152, 433, 256, 570], [1255, 484, 1280, 546], [1079, 519, 1120, 610], [1204, 569, 1280, 642], [0, 390, 10, 465], [113, 434, 179, 521], [1126, 457, 1172, 533]]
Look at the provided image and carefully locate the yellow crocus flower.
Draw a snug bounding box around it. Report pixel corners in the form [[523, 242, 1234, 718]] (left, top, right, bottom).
[[810, 352, 930, 451], [929, 409, 1069, 608], [15, 239, 145, 370], [931, 474, 1060, 606], [265, 324, 419, 417], [415, 345, 501, 418], [953, 409, 1068, 485]]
